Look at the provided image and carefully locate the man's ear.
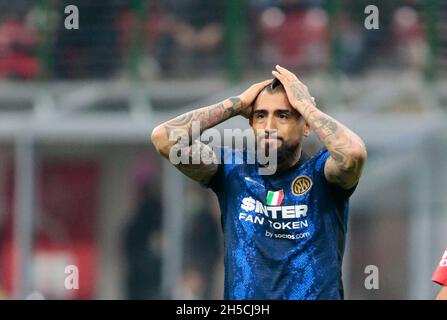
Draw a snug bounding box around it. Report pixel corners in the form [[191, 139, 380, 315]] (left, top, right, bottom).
[[303, 122, 311, 137], [249, 118, 253, 127]]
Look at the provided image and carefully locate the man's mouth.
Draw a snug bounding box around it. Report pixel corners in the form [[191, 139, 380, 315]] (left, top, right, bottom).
[[261, 137, 283, 147]]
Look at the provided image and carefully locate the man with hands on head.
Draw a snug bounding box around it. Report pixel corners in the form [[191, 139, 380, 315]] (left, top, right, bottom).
[[151, 65, 367, 299]]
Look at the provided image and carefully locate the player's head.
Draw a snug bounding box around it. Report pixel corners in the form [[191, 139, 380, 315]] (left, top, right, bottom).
[[250, 78, 310, 164]]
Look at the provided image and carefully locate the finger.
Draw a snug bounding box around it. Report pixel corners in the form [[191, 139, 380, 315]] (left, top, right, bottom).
[[250, 79, 272, 91], [275, 65, 293, 77], [255, 79, 274, 88], [272, 70, 286, 83], [276, 65, 298, 81], [261, 78, 274, 84], [275, 64, 291, 72]]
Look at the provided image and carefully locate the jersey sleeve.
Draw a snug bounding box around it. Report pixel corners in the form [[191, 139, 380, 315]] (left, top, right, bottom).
[[432, 249, 447, 286], [314, 147, 358, 200], [199, 146, 233, 194]]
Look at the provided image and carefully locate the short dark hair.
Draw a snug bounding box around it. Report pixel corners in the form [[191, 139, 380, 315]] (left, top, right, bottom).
[[265, 78, 285, 94]]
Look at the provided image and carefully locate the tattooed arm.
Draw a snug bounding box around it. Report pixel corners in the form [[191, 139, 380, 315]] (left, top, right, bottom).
[[272, 65, 366, 190], [151, 79, 272, 184]]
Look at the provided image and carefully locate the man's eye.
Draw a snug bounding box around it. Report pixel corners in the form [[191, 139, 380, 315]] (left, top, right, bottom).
[[279, 113, 288, 119], [256, 113, 265, 118]]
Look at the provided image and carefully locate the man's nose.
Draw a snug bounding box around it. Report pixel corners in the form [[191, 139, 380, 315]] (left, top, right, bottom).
[[265, 115, 277, 132]]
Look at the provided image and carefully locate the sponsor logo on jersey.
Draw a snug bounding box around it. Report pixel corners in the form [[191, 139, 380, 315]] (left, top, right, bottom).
[[241, 197, 307, 219], [239, 196, 310, 237], [291, 175, 312, 195]]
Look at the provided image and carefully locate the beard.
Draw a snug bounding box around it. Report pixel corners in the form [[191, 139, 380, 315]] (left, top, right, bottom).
[[256, 136, 300, 165], [275, 139, 301, 164]]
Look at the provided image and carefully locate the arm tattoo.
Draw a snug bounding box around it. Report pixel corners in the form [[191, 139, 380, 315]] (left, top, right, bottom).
[[287, 78, 365, 187], [164, 96, 242, 142], [226, 97, 242, 118], [175, 141, 218, 184], [291, 80, 316, 107], [156, 97, 241, 184], [301, 106, 366, 187], [312, 113, 357, 168]]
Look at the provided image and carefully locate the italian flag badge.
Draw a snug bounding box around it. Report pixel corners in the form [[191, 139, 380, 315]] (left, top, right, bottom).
[[266, 189, 284, 206]]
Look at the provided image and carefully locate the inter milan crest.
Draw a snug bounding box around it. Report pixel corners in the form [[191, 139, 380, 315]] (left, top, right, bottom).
[[291, 175, 313, 195]]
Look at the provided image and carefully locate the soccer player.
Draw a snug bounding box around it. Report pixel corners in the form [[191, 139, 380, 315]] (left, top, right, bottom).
[[432, 248, 447, 300], [151, 65, 367, 299]]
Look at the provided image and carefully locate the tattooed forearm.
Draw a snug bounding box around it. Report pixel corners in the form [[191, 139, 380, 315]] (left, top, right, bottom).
[[226, 97, 243, 118], [271, 64, 366, 188], [174, 141, 218, 184], [297, 104, 366, 188], [151, 96, 243, 163], [307, 108, 363, 166], [163, 97, 242, 142], [152, 79, 271, 184]]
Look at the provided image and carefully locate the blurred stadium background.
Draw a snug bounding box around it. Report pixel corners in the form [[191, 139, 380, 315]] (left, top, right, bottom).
[[0, 0, 446, 300]]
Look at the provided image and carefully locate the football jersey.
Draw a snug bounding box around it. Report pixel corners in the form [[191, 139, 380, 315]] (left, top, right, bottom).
[[202, 147, 356, 299]]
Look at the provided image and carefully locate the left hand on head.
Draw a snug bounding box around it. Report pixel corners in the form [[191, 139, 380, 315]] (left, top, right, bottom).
[[238, 79, 273, 118], [272, 65, 316, 111]]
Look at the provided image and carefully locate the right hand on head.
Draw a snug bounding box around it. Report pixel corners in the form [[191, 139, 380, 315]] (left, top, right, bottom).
[[237, 79, 273, 118]]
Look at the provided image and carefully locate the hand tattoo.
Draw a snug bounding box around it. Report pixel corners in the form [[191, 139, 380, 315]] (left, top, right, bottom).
[[290, 80, 316, 107]]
